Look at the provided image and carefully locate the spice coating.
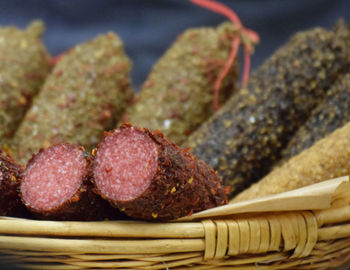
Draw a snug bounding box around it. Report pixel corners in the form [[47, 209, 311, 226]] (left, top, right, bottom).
[[280, 73, 350, 161], [0, 148, 25, 217], [0, 21, 51, 140], [184, 22, 350, 198], [233, 121, 350, 202], [93, 124, 227, 221], [11, 33, 134, 165], [21, 143, 122, 221], [121, 22, 238, 144]]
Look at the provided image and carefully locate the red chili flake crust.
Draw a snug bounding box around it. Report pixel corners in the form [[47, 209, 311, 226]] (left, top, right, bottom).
[[0, 148, 26, 217], [10, 32, 134, 165], [21, 143, 122, 221], [184, 21, 350, 198], [93, 124, 227, 221]]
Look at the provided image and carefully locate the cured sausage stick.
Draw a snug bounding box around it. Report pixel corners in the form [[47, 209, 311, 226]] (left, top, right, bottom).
[[280, 73, 350, 161], [120, 22, 238, 144], [11, 32, 133, 165], [233, 121, 350, 202], [93, 124, 227, 221], [184, 21, 350, 198], [0, 21, 50, 140]]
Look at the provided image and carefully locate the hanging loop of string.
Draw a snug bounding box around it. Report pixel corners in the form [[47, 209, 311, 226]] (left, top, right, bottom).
[[190, 0, 259, 110]]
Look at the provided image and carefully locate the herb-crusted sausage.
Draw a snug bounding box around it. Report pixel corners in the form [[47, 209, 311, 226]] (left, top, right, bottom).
[[280, 73, 350, 161], [184, 21, 350, 198], [233, 121, 350, 202], [121, 22, 237, 144], [10, 32, 134, 165], [0, 21, 50, 140]]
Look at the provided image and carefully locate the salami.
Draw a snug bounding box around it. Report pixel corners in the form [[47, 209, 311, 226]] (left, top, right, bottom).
[[233, 121, 350, 202], [184, 21, 350, 198], [120, 22, 238, 144], [280, 73, 350, 161], [0, 148, 25, 217], [10, 32, 133, 165], [0, 21, 50, 140], [21, 143, 118, 221], [93, 124, 227, 221]]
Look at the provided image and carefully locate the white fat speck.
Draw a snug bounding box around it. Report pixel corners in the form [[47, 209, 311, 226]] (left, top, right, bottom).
[[211, 157, 219, 167], [32, 105, 38, 113], [249, 116, 256, 124], [163, 120, 172, 129]]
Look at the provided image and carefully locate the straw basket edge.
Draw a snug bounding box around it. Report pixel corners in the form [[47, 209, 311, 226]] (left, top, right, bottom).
[[0, 177, 349, 269]]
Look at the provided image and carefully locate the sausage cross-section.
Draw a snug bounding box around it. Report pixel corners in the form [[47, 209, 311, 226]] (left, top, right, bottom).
[[21, 143, 118, 220]]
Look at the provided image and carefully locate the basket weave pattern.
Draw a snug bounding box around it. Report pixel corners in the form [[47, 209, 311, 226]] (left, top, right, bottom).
[[0, 179, 349, 269]]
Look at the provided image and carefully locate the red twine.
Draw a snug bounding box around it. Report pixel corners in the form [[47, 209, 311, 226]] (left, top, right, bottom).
[[190, 0, 259, 110], [50, 53, 64, 66]]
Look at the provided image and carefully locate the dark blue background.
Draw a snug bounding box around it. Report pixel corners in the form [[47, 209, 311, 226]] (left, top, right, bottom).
[[0, 0, 349, 91]]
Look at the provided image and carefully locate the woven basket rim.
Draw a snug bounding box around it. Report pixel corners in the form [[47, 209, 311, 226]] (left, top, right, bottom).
[[0, 176, 349, 269]]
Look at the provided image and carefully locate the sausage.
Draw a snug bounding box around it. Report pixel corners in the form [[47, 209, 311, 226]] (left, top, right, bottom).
[[92, 124, 227, 221], [233, 121, 350, 202], [0, 148, 26, 217], [280, 73, 350, 161], [10, 32, 134, 165], [0, 21, 50, 140], [21, 143, 120, 221], [184, 21, 350, 198], [120, 22, 237, 144]]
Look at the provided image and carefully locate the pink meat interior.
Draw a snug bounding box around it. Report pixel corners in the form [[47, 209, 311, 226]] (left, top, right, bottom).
[[21, 144, 86, 211], [94, 128, 158, 202]]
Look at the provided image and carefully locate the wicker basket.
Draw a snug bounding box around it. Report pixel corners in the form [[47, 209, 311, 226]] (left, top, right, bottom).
[[0, 177, 349, 270]]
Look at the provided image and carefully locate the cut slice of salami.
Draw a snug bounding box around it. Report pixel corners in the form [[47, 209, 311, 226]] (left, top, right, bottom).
[[21, 143, 119, 221], [0, 148, 26, 217], [93, 124, 227, 221]]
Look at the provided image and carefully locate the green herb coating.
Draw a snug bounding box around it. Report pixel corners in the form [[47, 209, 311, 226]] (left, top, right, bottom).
[[10, 32, 134, 165], [184, 21, 350, 198], [280, 73, 350, 161], [0, 21, 50, 140], [121, 22, 237, 144]]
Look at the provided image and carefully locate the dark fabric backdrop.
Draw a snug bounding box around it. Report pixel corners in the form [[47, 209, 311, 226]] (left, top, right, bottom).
[[0, 0, 349, 91]]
